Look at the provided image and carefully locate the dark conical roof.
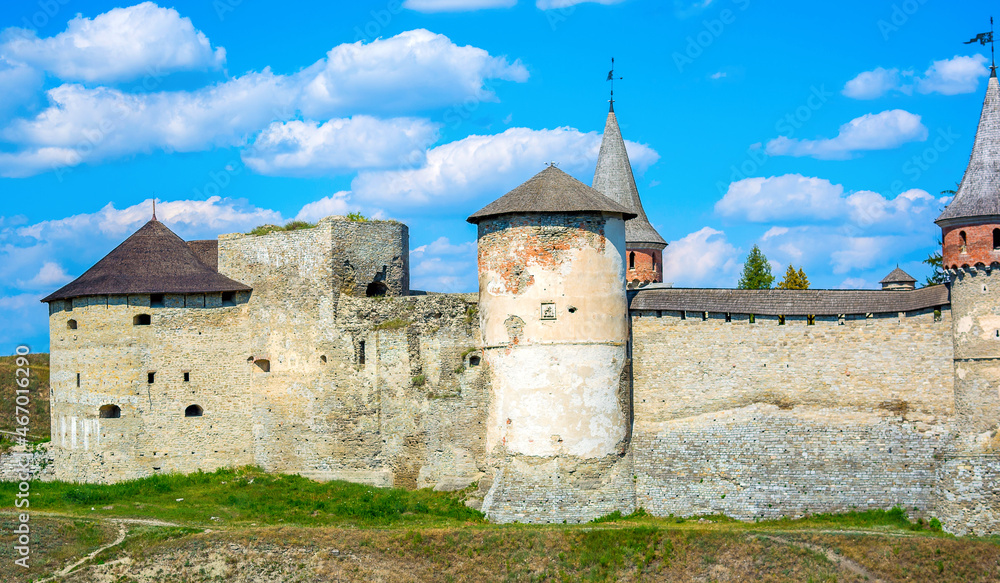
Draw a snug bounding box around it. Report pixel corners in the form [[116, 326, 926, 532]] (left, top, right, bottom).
[[592, 108, 666, 248], [879, 267, 916, 284], [42, 219, 250, 303], [467, 165, 636, 224], [936, 73, 1000, 225]]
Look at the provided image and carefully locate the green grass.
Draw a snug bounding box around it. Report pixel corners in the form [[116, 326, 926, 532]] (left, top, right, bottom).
[[346, 212, 368, 222], [247, 220, 316, 236], [0, 466, 483, 528], [373, 317, 411, 331]]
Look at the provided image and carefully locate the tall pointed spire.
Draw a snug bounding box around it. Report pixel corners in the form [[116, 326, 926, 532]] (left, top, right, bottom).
[[936, 73, 1000, 225], [592, 107, 666, 248]]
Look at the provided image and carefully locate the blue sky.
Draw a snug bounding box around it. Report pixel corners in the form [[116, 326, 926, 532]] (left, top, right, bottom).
[[0, 0, 994, 352]]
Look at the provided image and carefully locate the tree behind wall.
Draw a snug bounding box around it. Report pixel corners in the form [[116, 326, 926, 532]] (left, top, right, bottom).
[[738, 245, 774, 289], [777, 265, 810, 289]]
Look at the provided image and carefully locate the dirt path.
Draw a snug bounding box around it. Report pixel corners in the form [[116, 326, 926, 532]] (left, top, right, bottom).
[[755, 534, 885, 582]]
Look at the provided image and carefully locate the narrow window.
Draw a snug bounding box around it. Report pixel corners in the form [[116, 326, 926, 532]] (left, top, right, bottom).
[[680, 311, 687, 320], [185, 405, 203, 417], [749, 314, 755, 324], [934, 309, 942, 322], [778, 315, 786, 325], [629, 252, 636, 270], [183, 372, 190, 382], [254, 359, 270, 373], [807, 315, 816, 325], [222, 291, 236, 306], [133, 314, 151, 326], [76, 373, 81, 387], [656, 310, 662, 318], [150, 294, 165, 308], [838, 314, 846, 326], [99, 405, 121, 419], [994, 229, 1000, 250], [725, 313, 732, 323], [67, 319, 77, 330], [366, 282, 388, 297], [702, 312, 708, 321], [358, 341, 366, 365], [469, 355, 481, 367], [960, 231, 968, 253], [65, 300, 73, 312], [148, 372, 155, 383]]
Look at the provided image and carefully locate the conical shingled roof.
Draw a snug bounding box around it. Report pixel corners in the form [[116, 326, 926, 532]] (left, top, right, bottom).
[[467, 165, 636, 224], [592, 107, 666, 248], [936, 71, 1000, 225], [879, 266, 916, 284], [41, 219, 251, 303]]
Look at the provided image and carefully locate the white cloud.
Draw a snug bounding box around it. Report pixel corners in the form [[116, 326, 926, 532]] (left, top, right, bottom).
[[837, 277, 871, 289], [0, 57, 42, 121], [0, 2, 225, 83], [295, 192, 356, 222], [16, 262, 72, 290], [297, 29, 528, 117], [243, 117, 440, 177], [715, 174, 845, 222], [536, 0, 626, 8], [765, 109, 927, 160], [403, 0, 517, 12], [917, 54, 991, 96], [843, 55, 989, 99], [410, 236, 478, 292], [351, 126, 659, 205], [661, 227, 739, 287], [709, 71, 726, 80], [673, 0, 714, 18], [842, 67, 907, 99]]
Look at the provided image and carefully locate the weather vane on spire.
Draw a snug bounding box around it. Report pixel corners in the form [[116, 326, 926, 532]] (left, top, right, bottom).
[[606, 57, 622, 111], [965, 16, 995, 73], [152, 197, 157, 221]]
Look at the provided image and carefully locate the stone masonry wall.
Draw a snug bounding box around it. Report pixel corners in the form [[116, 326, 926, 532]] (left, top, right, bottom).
[[630, 307, 956, 520]]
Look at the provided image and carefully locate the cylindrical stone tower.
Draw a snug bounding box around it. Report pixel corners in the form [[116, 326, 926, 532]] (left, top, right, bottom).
[[936, 69, 1000, 434], [467, 165, 637, 523]]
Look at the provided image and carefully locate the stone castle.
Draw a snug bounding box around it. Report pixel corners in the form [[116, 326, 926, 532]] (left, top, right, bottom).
[[38, 76, 1000, 535]]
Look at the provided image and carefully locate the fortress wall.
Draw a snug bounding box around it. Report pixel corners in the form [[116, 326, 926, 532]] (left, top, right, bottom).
[[630, 307, 956, 519]]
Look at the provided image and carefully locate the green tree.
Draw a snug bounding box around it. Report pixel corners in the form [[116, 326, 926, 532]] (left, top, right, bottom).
[[777, 265, 810, 289], [923, 185, 957, 287], [738, 245, 774, 289]]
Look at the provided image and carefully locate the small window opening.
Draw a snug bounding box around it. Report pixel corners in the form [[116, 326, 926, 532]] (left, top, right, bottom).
[[469, 355, 481, 367], [320, 355, 327, 364], [222, 291, 236, 306], [247, 356, 254, 363], [934, 309, 942, 322], [807, 315, 816, 326], [67, 319, 77, 330], [358, 341, 366, 365], [64, 300, 73, 312], [960, 230, 968, 253], [150, 294, 165, 308], [725, 313, 731, 323], [366, 282, 388, 297], [656, 310, 662, 318], [838, 314, 846, 326], [254, 359, 270, 373], [749, 314, 756, 324], [629, 252, 636, 270], [147, 372, 155, 383], [778, 315, 786, 325], [185, 405, 203, 417], [183, 372, 190, 382], [76, 373, 81, 388], [680, 311, 687, 320], [702, 312, 708, 321], [133, 314, 151, 326], [567, 306, 577, 314], [99, 405, 121, 419]]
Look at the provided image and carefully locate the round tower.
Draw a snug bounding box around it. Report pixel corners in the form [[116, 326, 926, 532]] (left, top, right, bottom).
[[468, 165, 637, 523], [592, 103, 667, 289], [936, 68, 1000, 434]]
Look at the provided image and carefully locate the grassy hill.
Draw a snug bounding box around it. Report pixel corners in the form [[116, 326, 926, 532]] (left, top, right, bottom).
[[0, 467, 998, 582], [0, 353, 49, 448]]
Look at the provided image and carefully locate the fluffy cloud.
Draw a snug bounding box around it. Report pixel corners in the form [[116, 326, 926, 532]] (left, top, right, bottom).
[[715, 174, 845, 222], [243, 117, 440, 177], [661, 227, 739, 287], [0, 57, 42, 121], [536, 0, 627, 8], [766, 110, 927, 160], [403, 0, 517, 11], [0, 2, 225, 83], [297, 29, 528, 117], [842, 55, 989, 99], [842, 67, 908, 99], [295, 192, 357, 222], [351, 126, 659, 205], [410, 236, 478, 293], [16, 262, 72, 290]]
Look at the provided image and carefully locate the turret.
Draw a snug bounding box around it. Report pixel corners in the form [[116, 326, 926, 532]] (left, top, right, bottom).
[[880, 267, 917, 291], [592, 103, 667, 289], [468, 165, 638, 523], [935, 68, 1000, 433]]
